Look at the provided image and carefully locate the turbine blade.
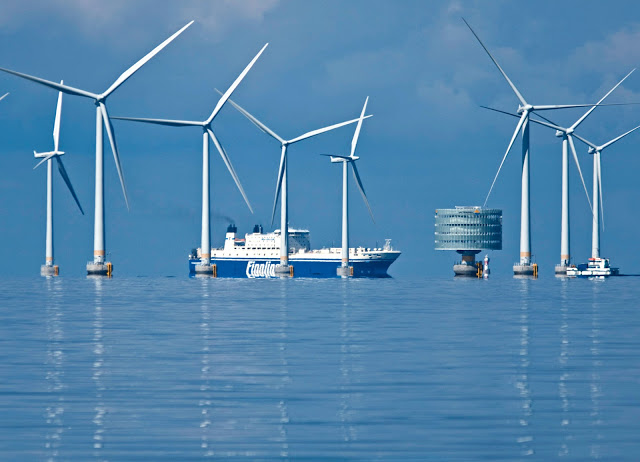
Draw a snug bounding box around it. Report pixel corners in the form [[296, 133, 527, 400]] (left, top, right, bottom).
[[272, 145, 286, 226], [571, 132, 598, 150], [53, 82, 63, 152], [0, 67, 97, 99], [0, 92, 8, 102], [33, 152, 56, 170], [206, 43, 268, 124], [571, 68, 635, 130], [350, 96, 369, 158], [484, 111, 527, 207], [207, 128, 253, 214], [102, 21, 194, 98], [481, 105, 565, 132], [288, 115, 373, 144], [462, 18, 527, 107], [533, 103, 631, 111], [601, 124, 640, 150], [111, 116, 201, 127], [351, 162, 375, 223], [217, 90, 285, 144], [598, 154, 604, 230], [55, 156, 84, 215], [100, 102, 129, 210], [567, 135, 593, 213]]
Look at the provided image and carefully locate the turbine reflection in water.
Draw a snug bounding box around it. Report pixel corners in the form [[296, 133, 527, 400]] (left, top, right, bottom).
[[558, 277, 571, 457], [516, 279, 533, 456], [44, 277, 65, 461], [90, 277, 107, 456], [339, 280, 358, 444], [590, 282, 603, 459]]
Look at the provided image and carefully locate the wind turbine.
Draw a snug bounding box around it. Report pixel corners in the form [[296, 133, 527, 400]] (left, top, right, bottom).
[[482, 69, 635, 273], [0, 21, 194, 276], [34, 84, 84, 276], [463, 18, 609, 276], [0, 92, 8, 103], [112, 43, 268, 275], [220, 91, 372, 275], [321, 97, 374, 278], [571, 126, 640, 259]]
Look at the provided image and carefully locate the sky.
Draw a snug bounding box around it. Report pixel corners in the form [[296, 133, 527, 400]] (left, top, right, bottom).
[[2, 0, 640, 278]]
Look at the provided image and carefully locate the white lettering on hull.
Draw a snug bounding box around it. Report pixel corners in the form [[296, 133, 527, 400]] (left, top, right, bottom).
[[246, 261, 277, 278]]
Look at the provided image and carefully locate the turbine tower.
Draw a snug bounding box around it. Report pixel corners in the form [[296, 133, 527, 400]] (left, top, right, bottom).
[[222, 92, 371, 275], [463, 18, 606, 276], [482, 69, 635, 274], [34, 84, 84, 276], [113, 43, 268, 275], [0, 21, 194, 276], [321, 97, 374, 277], [572, 126, 640, 259]]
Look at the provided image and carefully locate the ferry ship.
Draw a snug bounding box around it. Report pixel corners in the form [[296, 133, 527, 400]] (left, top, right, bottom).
[[189, 225, 401, 278], [566, 257, 619, 278]]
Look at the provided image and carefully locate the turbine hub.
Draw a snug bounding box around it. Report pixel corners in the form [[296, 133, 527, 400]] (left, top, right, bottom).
[[588, 147, 596, 155], [517, 104, 532, 114]]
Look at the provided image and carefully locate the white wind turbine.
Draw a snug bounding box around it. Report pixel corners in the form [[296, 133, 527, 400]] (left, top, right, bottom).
[[221, 92, 372, 275], [34, 84, 84, 276], [0, 21, 194, 275], [571, 126, 640, 259], [482, 69, 635, 273], [321, 97, 374, 277], [463, 18, 609, 275], [112, 43, 268, 274]]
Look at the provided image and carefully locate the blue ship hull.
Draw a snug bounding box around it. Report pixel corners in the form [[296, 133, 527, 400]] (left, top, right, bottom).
[[189, 257, 395, 278]]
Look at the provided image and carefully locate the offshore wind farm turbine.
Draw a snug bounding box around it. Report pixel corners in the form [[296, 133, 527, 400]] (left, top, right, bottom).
[[463, 18, 608, 276], [34, 84, 84, 276], [482, 69, 635, 274], [221, 92, 372, 275], [0, 21, 194, 276], [572, 126, 640, 260], [321, 97, 375, 278], [113, 43, 268, 275]]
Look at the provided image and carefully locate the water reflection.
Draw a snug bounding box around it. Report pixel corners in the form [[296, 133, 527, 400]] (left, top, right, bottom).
[[276, 280, 290, 459], [339, 280, 358, 444], [516, 279, 533, 456], [558, 278, 570, 457], [198, 278, 214, 457], [44, 278, 65, 461], [590, 282, 603, 459], [91, 277, 106, 457]]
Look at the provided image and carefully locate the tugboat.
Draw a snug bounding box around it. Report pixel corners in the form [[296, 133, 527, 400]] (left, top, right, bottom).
[[566, 257, 619, 278]]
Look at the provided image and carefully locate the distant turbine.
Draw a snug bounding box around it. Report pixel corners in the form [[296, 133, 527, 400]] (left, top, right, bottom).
[[571, 127, 640, 259], [321, 97, 374, 277], [221, 91, 372, 275], [33, 84, 84, 276], [113, 43, 268, 274], [0, 21, 194, 276], [481, 68, 635, 272], [464, 18, 608, 275]]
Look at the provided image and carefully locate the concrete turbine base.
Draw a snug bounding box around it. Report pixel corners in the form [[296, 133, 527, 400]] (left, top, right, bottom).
[[513, 264, 535, 276], [87, 262, 111, 276], [194, 264, 214, 276], [41, 265, 58, 277], [275, 264, 292, 277], [337, 266, 353, 278], [555, 264, 568, 275]]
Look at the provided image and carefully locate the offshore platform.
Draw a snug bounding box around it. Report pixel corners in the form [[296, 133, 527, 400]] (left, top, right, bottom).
[[435, 206, 502, 276]]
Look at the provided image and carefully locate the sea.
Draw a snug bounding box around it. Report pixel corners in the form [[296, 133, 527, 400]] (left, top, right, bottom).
[[1, 275, 639, 461]]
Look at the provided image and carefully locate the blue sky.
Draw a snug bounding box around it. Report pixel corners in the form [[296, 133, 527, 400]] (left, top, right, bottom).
[[1, 0, 640, 277]]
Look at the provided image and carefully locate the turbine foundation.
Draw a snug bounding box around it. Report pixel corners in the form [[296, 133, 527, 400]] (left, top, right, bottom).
[[87, 262, 112, 277], [194, 263, 214, 277], [41, 265, 59, 277], [337, 266, 353, 278], [513, 264, 536, 276]]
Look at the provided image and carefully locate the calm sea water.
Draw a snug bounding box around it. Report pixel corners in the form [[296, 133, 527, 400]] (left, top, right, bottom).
[[1, 275, 639, 461]]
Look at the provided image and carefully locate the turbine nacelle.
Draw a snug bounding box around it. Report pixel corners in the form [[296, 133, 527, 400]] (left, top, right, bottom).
[[588, 147, 597, 155], [34, 150, 64, 159], [517, 104, 532, 114], [554, 130, 565, 138]]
